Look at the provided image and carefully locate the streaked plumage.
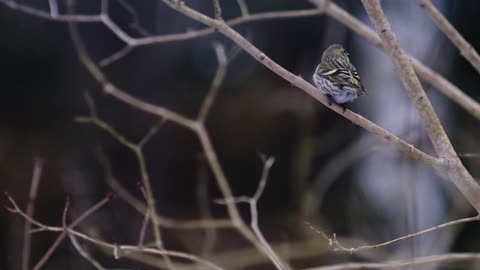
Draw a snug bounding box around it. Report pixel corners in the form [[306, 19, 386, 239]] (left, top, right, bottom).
[[313, 44, 367, 105]]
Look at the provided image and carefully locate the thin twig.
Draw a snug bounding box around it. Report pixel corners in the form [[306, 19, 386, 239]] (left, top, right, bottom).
[[21, 158, 45, 270], [196, 126, 291, 270], [216, 156, 285, 270], [99, 45, 133, 67], [419, 0, 480, 75], [117, 0, 151, 36], [303, 253, 480, 270], [0, 0, 323, 45], [83, 92, 97, 117], [94, 148, 234, 230], [32, 196, 111, 270], [459, 153, 480, 158], [197, 43, 228, 122], [101, 0, 109, 15], [48, 0, 58, 17], [212, 0, 222, 20], [76, 116, 137, 150], [137, 208, 151, 247], [236, 0, 249, 17], [68, 233, 106, 270], [306, 215, 480, 253], [196, 158, 217, 258]]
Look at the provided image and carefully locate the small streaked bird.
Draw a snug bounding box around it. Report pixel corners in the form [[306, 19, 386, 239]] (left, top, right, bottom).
[[313, 44, 367, 108]]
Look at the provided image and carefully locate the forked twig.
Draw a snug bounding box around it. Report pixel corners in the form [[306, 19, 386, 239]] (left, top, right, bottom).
[[75, 93, 173, 268], [6, 192, 112, 270], [7, 194, 224, 270], [215, 155, 285, 269]]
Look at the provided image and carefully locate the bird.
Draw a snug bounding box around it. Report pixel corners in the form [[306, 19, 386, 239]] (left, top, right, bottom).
[[313, 44, 367, 109]]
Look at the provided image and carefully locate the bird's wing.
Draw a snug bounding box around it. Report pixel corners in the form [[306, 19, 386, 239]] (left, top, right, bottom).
[[348, 64, 366, 93], [318, 67, 352, 86]]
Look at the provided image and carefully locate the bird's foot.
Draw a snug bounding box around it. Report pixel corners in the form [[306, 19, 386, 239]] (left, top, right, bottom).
[[325, 94, 334, 106]]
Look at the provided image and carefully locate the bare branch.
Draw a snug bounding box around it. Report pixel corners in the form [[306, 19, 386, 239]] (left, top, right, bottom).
[[252, 156, 275, 201], [94, 148, 234, 230], [0, 0, 102, 22], [71, 232, 226, 270], [83, 92, 98, 117], [419, 0, 480, 75], [99, 45, 133, 67], [117, 0, 151, 36], [69, 22, 196, 129], [197, 43, 229, 122], [68, 233, 106, 270], [459, 153, 480, 158], [133, 8, 325, 46], [196, 126, 291, 270], [5, 193, 60, 232], [196, 159, 217, 258], [236, 0, 249, 17], [75, 91, 173, 268], [212, 0, 222, 20], [48, 0, 58, 17], [76, 116, 137, 151], [215, 156, 285, 270], [137, 183, 151, 247], [361, 0, 480, 212], [22, 158, 45, 270], [138, 118, 166, 148], [101, 0, 109, 15]]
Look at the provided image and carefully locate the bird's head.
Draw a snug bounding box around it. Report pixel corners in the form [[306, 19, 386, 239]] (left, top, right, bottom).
[[322, 44, 350, 61]]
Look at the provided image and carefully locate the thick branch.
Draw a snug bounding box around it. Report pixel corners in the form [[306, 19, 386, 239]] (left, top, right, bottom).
[[361, 0, 480, 212]]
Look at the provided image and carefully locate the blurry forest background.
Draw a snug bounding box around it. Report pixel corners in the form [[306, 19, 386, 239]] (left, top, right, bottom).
[[1, 0, 480, 269]]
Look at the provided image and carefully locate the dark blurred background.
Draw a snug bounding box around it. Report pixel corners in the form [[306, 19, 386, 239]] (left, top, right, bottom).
[[1, 0, 480, 269]]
